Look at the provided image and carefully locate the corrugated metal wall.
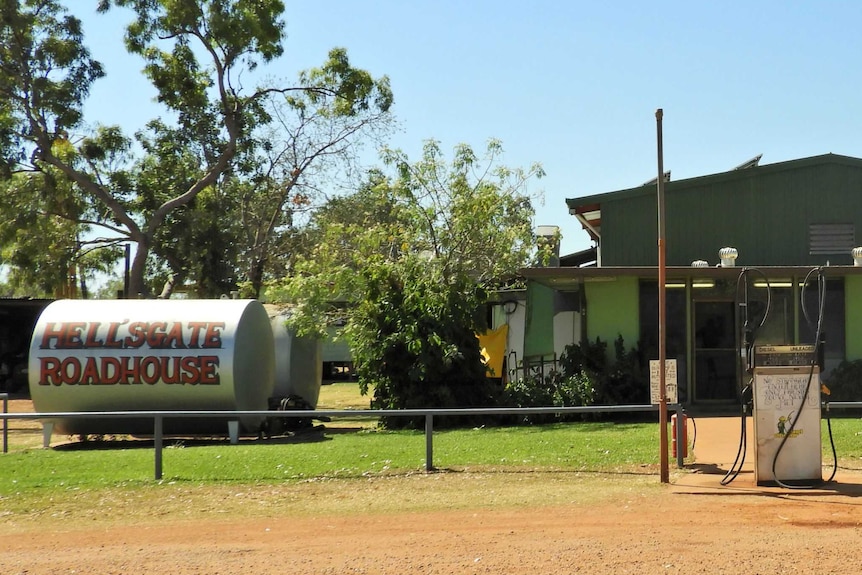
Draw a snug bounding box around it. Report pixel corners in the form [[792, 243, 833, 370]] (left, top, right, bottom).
[[599, 157, 862, 267]]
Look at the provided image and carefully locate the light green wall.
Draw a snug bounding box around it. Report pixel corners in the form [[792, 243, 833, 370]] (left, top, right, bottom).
[[585, 277, 639, 358], [846, 275, 862, 360], [524, 282, 555, 358]]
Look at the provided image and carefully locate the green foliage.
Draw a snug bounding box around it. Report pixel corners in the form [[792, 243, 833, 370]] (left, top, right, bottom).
[[0, 1, 105, 152], [504, 370, 596, 424], [560, 337, 608, 381], [0, 171, 121, 297], [232, 50, 393, 298], [504, 335, 647, 421], [824, 360, 862, 402], [602, 336, 649, 405], [300, 47, 394, 116], [347, 259, 497, 428], [278, 140, 542, 426], [1, 0, 393, 297], [378, 139, 543, 284]]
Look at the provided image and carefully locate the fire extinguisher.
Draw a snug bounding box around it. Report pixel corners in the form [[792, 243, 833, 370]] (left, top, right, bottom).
[[671, 413, 688, 458]]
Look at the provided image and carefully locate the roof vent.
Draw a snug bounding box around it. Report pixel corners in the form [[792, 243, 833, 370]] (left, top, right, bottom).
[[719, 247, 738, 267], [642, 170, 671, 187], [733, 154, 762, 170], [691, 260, 709, 268]]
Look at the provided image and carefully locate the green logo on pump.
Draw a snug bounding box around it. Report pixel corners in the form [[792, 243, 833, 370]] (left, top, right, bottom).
[[776, 411, 803, 438]]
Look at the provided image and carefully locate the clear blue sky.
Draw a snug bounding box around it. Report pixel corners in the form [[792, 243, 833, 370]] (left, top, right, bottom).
[[71, 1, 862, 256]]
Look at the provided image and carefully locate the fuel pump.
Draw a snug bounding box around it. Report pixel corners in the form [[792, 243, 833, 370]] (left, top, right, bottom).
[[751, 345, 821, 485], [721, 267, 836, 488]]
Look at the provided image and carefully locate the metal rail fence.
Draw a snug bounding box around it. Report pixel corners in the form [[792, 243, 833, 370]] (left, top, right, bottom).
[[1, 401, 689, 480]]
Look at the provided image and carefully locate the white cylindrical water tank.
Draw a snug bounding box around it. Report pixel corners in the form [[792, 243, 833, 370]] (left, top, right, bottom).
[[269, 310, 323, 408], [28, 299, 275, 436]]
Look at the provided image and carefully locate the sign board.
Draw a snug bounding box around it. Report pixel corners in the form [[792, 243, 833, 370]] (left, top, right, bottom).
[[649, 359, 678, 404]]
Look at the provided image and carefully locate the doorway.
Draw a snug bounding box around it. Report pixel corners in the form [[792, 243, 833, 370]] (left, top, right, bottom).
[[693, 301, 738, 403]]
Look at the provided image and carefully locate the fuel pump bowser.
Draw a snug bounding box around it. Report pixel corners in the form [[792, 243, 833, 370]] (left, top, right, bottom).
[[751, 345, 821, 486]]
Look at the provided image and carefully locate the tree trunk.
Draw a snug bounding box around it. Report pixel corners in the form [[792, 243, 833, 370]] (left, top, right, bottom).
[[127, 235, 151, 298], [248, 257, 267, 299]]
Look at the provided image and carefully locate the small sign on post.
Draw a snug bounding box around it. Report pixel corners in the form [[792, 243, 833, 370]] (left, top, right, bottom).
[[650, 359, 678, 404]]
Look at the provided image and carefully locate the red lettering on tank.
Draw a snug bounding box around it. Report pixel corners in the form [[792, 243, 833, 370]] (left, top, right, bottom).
[[60, 357, 82, 384], [80, 356, 101, 384], [118, 356, 143, 384], [39, 357, 62, 385], [40, 323, 64, 350], [147, 322, 168, 348], [104, 321, 127, 348], [198, 356, 220, 384], [37, 353, 222, 386], [187, 322, 208, 348], [101, 357, 121, 384], [40, 322, 86, 349], [140, 356, 160, 384], [162, 322, 186, 349], [180, 356, 200, 384], [124, 322, 147, 348], [160, 356, 181, 383], [202, 323, 224, 349], [84, 322, 103, 348]]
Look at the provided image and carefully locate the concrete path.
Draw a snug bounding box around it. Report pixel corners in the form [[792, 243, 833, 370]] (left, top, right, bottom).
[[672, 414, 862, 494], [675, 415, 755, 488]]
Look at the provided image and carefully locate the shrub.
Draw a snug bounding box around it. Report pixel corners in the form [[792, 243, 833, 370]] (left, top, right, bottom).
[[502, 335, 646, 423], [349, 261, 498, 429], [824, 360, 862, 402]]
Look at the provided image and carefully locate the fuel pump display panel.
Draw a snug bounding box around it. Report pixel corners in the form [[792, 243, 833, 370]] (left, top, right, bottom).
[[753, 345, 817, 368], [752, 366, 821, 485]]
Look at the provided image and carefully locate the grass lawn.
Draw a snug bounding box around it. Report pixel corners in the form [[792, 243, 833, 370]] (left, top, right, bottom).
[[2, 382, 862, 497]]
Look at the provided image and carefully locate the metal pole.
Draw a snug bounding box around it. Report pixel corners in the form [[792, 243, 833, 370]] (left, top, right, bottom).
[[656, 108, 669, 483], [425, 413, 434, 471], [2, 393, 7, 454], [674, 405, 684, 468], [154, 415, 163, 480]]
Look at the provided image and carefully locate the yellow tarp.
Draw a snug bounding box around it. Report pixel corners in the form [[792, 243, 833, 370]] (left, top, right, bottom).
[[477, 325, 508, 378]]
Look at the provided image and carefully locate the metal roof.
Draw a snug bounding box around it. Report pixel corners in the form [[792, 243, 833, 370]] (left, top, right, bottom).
[[565, 153, 862, 211]]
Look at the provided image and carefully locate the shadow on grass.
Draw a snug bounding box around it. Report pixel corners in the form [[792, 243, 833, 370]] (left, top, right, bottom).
[[52, 426, 333, 451]]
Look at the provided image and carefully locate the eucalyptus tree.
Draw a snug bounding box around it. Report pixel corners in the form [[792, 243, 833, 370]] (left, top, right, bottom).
[[234, 48, 393, 298], [0, 0, 391, 296]]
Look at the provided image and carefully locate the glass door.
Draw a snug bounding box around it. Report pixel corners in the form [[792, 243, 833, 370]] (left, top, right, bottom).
[[693, 301, 738, 402]]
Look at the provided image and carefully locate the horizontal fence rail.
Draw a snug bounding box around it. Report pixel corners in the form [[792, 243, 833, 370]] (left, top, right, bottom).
[[4, 403, 688, 479]]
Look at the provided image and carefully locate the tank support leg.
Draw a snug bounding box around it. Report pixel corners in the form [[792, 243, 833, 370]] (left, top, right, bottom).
[[228, 420, 239, 445], [41, 422, 54, 448]]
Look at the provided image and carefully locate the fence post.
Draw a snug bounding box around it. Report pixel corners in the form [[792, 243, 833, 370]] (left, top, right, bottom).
[[154, 415, 163, 480], [425, 413, 434, 471]]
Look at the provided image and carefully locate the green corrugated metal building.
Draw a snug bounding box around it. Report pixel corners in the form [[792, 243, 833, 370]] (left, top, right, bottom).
[[521, 153, 862, 409], [571, 153, 862, 267]]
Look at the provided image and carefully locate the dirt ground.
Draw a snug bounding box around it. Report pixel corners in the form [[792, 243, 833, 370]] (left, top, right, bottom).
[[4, 403, 862, 574]]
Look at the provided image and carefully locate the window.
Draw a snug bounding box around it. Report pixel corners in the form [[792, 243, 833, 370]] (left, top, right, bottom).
[[798, 278, 844, 375]]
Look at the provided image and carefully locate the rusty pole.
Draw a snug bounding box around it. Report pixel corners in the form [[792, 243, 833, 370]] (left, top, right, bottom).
[[656, 109, 669, 483]]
